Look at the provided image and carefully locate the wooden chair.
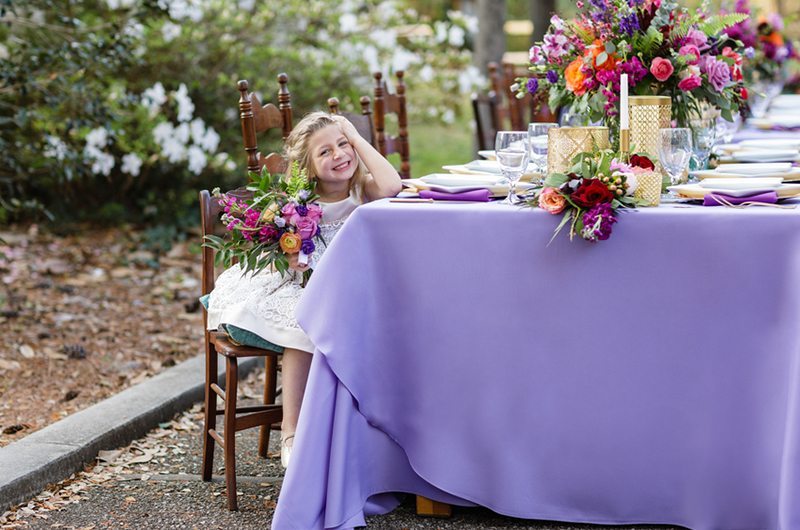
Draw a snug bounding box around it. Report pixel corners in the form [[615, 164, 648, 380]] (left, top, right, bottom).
[[238, 74, 293, 175], [471, 90, 501, 152], [327, 95, 376, 147], [490, 62, 558, 130], [199, 189, 283, 511], [373, 71, 411, 178]]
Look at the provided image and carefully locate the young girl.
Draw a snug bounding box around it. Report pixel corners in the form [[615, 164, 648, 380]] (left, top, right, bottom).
[[206, 111, 401, 468]]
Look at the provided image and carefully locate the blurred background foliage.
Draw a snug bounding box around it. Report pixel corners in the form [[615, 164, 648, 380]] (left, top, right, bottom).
[[0, 0, 481, 226]]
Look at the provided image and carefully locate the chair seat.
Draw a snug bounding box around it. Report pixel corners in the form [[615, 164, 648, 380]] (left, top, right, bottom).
[[210, 332, 282, 358]]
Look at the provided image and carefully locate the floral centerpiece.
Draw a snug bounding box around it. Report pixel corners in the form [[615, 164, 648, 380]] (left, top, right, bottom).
[[204, 162, 323, 281], [723, 0, 798, 83], [533, 149, 657, 243], [520, 0, 750, 129]]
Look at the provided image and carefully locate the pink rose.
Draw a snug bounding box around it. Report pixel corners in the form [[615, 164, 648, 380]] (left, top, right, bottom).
[[678, 44, 701, 65], [650, 57, 674, 82], [295, 217, 318, 239], [306, 203, 323, 222], [538, 187, 566, 215], [678, 74, 702, 91], [281, 202, 297, 218]]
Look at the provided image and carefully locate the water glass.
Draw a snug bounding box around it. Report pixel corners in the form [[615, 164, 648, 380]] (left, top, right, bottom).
[[527, 123, 558, 179], [715, 114, 741, 144], [658, 128, 693, 191], [750, 81, 770, 119], [689, 120, 716, 174], [495, 131, 530, 204]]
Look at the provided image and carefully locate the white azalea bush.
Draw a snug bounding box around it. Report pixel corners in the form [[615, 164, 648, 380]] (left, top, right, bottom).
[[0, 0, 479, 223]]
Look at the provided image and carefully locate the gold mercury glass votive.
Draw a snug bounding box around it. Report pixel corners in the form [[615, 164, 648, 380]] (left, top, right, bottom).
[[547, 127, 610, 175], [634, 171, 662, 207], [628, 96, 672, 161]]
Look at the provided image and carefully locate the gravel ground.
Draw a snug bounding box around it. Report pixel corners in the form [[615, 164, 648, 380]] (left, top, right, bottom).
[[2, 370, 685, 530]]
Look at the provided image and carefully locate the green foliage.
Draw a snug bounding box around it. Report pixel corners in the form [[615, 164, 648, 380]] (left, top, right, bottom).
[[699, 13, 749, 37], [1, 0, 478, 226], [632, 26, 665, 57]]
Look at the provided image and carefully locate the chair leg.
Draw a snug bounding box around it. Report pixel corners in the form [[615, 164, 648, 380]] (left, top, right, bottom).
[[224, 356, 239, 511], [201, 340, 218, 482], [258, 356, 279, 457], [416, 496, 452, 518]]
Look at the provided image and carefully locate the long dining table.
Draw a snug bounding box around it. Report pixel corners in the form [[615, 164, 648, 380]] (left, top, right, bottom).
[[271, 197, 800, 530]]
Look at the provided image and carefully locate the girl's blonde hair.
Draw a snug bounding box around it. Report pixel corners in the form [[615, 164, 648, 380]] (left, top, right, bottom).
[[284, 111, 368, 198]]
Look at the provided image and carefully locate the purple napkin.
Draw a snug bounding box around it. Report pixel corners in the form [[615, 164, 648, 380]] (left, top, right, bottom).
[[419, 189, 492, 202], [703, 191, 779, 206]]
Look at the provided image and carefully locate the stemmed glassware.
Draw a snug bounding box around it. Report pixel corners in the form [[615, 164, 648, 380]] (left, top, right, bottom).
[[495, 131, 530, 205], [689, 119, 717, 174], [527, 123, 558, 182], [715, 114, 741, 144], [658, 128, 693, 194]]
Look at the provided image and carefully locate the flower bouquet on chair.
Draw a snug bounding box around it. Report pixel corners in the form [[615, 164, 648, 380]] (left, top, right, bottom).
[[204, 161, 324, 283], [530, 148, 656, 243], [518, 0, 750, 131]]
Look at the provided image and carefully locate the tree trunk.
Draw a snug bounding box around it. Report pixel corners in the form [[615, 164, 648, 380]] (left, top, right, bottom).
[[530, 0, 555, 43], [474, 0, 506, 74]]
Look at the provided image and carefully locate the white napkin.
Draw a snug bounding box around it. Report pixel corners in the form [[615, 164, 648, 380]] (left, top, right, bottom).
[[464, 160, 503, 174], [770, 95, 800, 110], [714, 162, 793, 175]]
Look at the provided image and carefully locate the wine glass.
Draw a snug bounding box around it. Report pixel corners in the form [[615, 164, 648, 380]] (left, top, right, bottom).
[[528, 122, 558, 181], [715, 113, 741, 144], [689, 119, 716, 175], [659, 128, 693, 193], [495, 131, 530, 204]]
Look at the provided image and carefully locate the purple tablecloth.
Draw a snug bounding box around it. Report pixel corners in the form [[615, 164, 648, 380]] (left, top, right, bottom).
[[272, 202, 800, 530]]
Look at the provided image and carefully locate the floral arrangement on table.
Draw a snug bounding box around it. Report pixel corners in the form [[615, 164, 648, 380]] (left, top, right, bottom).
[[723, 0, 799, 83], [204, 162, 324, 281], [519, 0, 750, 128], [532, 149, 658, 243]]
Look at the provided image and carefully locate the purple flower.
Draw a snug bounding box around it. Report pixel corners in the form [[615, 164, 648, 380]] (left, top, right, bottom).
[[700, 56, 731, 92], [275, 216, 286, 228], [300, 239, 315, 255], [619, 12, 640, 36], [546, 70, 559, 84], [744, 46, 755, 59], [543, 32, 570, 60], [296, 204, 308, 216], [620, 57, 648, 84], [683, 29, 708, 48], [526, 77, 539, 95], [298, 189, 310, 201], [581, 203, 617, 242]]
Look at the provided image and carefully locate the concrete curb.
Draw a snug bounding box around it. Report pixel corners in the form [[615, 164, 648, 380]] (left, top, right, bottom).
[[0, 353, 262, 512]]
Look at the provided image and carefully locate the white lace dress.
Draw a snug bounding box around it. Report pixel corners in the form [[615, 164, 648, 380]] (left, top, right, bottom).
[[206, 192, 361, 353]]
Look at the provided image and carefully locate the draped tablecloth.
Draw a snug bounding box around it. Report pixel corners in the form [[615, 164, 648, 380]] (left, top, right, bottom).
[[272, 201, 800, 530]]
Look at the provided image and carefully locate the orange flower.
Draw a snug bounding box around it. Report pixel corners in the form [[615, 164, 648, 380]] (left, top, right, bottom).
[[762, 31, 785, 48], [565, 58, 588, 96], [279, 232, 302, 254], [588, 39, 617, 71]]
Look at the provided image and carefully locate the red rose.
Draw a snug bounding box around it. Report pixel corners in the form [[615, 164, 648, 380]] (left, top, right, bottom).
[[630, 154, 655, 170], [570, 178, 614, 208], [649, 57, 674, 82], [740, 87, 749, 100]]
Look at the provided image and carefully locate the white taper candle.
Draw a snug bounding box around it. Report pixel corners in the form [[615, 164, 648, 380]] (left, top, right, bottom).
[[620, 73, 629, 130]]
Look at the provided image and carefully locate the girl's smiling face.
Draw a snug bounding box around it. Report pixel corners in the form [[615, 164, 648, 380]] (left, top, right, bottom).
[[309, 124, 357, 185]]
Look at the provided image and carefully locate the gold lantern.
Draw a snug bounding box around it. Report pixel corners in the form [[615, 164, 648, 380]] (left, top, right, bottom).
[[547, 127, 610, 174], [628, 96, 671, 160]]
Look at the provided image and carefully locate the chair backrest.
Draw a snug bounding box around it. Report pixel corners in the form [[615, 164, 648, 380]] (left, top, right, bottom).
[[471, 90, 501, 152], [490, 62, 558, 130], [199, 188, 253, 298], [238, 74, 293, 175], [327, 96, 376, 147], [372, 71, 410, 179]]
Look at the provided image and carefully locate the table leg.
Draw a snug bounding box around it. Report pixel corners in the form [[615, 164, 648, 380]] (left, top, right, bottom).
[[415, 496, 452, 518]]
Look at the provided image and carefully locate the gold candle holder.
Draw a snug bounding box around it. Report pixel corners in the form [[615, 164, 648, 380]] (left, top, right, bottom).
[[633, 171, 662, 207], [547, 127, 610, 174], [629, 96, 671, 161]]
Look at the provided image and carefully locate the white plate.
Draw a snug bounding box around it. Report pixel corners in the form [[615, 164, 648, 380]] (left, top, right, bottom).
[[731, 150, 800, 163], [478, 150, 496, 160], [738, 139, 800, 150], [698, 177, 783, 191], [770, 95, 800, 110], [402, 175, 534, 196], [669, 183, 800, 199], [693, 167, 800, 181]]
